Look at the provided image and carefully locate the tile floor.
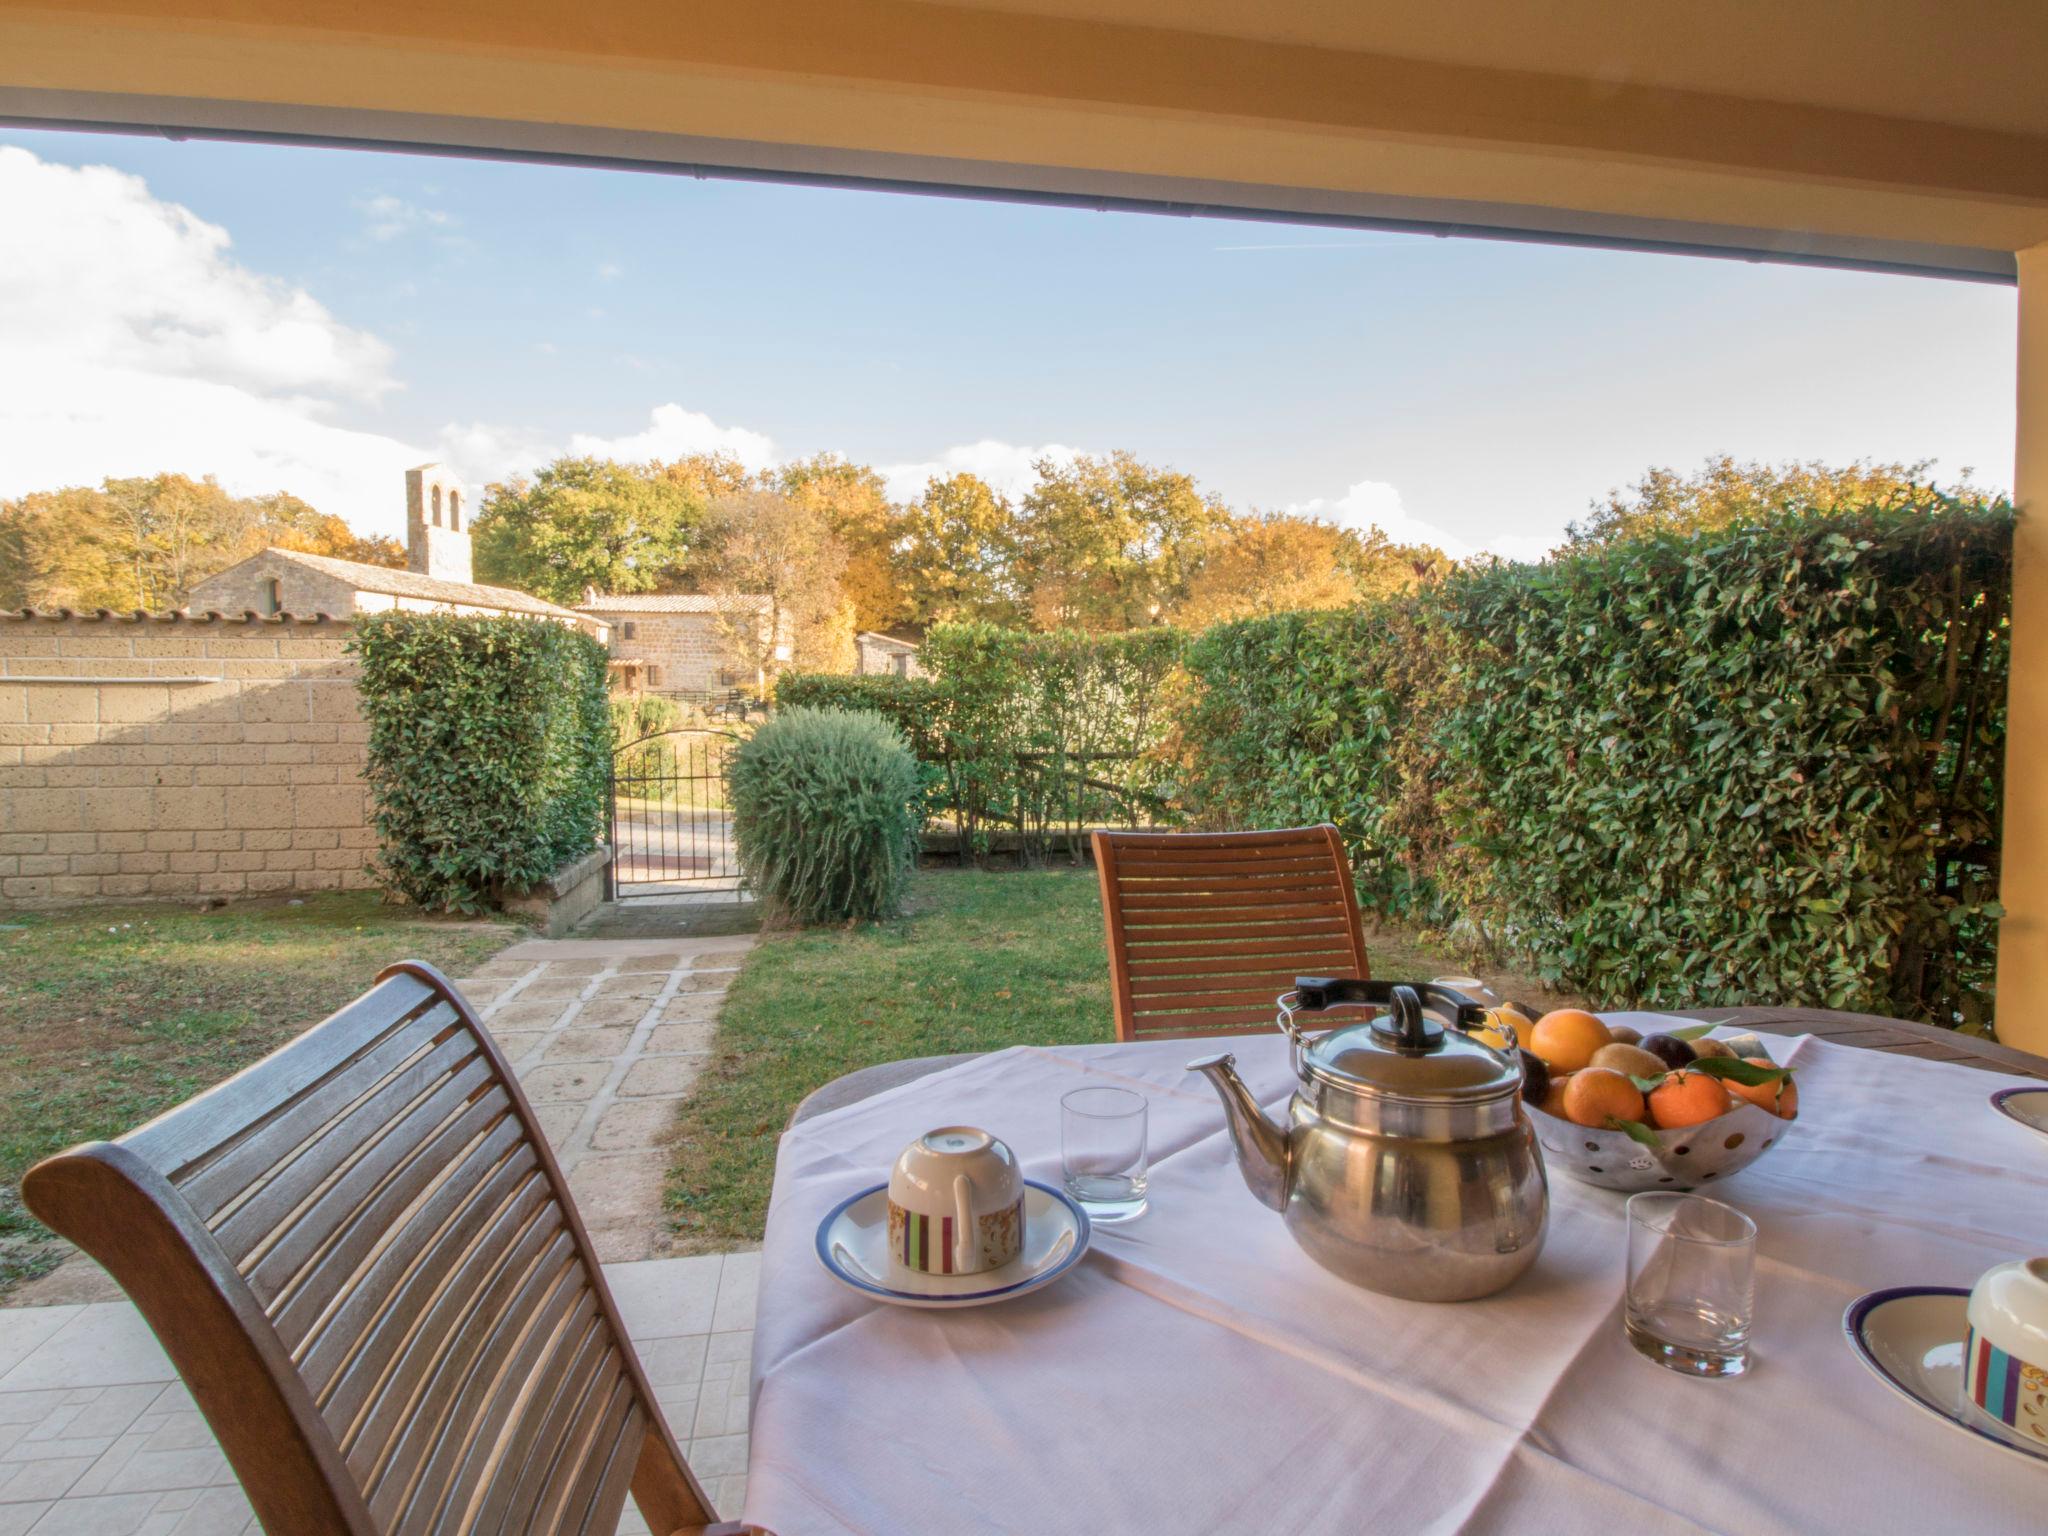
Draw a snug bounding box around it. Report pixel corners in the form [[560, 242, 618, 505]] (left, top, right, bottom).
[[0, 1252, 758, 1534]]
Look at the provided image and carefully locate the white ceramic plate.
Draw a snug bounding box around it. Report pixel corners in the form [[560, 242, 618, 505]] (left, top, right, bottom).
[[1991, 1086, 2048, 1139], [1843, 1286, 2048, 1467], [815, 1180, 1092, 1309]]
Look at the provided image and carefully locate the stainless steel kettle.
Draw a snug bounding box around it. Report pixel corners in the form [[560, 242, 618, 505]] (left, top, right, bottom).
[[1188, 979, 1547, 1302]]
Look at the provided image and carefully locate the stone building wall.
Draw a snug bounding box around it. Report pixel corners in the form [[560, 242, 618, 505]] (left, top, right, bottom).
[[0, 612, 374, 905], [185, 558, 360, 618], [612, 612, 756, 692]]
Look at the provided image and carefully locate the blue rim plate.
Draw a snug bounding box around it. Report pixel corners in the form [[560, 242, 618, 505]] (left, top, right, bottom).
[[1843, 1285, 2048, 1467], [1990, 1086, 2048, 1139], [815, 1179, 1092, 1309]]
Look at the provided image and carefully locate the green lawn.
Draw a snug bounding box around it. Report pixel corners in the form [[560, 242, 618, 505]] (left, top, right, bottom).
[[0, 892, 517, 1294], [663, 867, 1586, 1250]]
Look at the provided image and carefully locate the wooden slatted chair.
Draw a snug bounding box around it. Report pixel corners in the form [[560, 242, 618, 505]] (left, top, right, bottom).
[[20, 960, 758, 1536], [1091, 825, 1371, 1042]]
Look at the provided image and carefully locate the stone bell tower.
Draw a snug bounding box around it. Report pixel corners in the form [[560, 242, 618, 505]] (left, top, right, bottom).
[[405, 463, 473, 583]]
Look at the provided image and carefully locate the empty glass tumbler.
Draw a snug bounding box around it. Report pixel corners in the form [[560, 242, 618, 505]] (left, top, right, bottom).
[[1624, 1192, 1757, 1377], [1061, 1086, 1149, 1222]]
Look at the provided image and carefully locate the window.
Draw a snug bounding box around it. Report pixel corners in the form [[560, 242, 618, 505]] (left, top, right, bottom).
[[448, 490, 461, 530], [261, 577, 281, 616], [621, 621, 636, 640]]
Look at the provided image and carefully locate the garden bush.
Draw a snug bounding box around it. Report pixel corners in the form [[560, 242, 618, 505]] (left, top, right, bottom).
[[352, 613, 610, 912], [728, 706, 921, 924], [1176, 493, 2012, 1026]]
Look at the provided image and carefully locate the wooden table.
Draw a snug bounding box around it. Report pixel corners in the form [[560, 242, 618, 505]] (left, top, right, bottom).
[[789, 1007, 2048, 1127]]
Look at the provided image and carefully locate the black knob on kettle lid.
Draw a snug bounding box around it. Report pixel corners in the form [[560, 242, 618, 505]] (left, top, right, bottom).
[[1371, 984, 1445, 1052]]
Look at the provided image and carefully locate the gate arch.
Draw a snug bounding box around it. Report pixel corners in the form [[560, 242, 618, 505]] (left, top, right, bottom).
[[607, 727, 742, 900]]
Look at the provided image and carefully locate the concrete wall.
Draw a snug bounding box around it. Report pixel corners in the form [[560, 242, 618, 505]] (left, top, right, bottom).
[[0, 613, 374, 905]]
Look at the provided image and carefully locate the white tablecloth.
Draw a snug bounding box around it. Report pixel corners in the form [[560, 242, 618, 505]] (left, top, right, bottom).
[[742, 1021, 2048, 1533]]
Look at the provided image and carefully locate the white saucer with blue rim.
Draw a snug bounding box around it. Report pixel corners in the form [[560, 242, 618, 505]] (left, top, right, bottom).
[[816, 1179, 1091, 1309], [1843, 1286, 2048, 1467], [1991, 1086, 2048, 1139]]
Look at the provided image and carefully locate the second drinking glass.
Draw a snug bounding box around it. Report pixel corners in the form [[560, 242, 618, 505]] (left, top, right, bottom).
[[1061, 1086, 1149, 1222]]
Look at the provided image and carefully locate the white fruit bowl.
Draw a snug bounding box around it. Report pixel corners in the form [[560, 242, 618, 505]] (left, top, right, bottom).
[[1531, 1099, 1794, 1194]]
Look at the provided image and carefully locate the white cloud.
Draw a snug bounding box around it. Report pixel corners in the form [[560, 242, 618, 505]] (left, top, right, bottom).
[[596, 261, 623, 281], [0, 146, 426, 535], [1287, 479, 1472, 556], [1, 147, 397, 403], [1288, 478, 1559, 562], [878, 439, 1085, 502], [567, 404, 778, 470], [356, 192, 455, 243]]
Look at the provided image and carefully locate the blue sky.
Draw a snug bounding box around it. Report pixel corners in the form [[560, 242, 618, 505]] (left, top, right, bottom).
[[0, 127, 2019, 557]]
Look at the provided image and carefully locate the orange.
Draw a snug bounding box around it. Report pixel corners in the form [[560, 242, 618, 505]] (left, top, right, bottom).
[[1727, 1058, 1799, 1118], [1529, 1009, 1612, 1073], [1539, 1074, 1572, 1119], [1562, 1068, 1645, 1129], [1647, 1070, 1733, 1130], [1470, 1006, 1528, 1052]]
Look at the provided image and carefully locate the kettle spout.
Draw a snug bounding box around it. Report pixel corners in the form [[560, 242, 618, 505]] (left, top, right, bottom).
[[1186, 1052, 1289, 1212]]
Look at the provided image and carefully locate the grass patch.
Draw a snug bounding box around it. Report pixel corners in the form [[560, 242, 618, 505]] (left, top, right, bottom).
[[0, 892, 517, 1294], [663, 867, 1587, 1250]]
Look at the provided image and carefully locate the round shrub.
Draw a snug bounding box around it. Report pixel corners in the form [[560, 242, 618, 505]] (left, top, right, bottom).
[[729, 706, 921, 924]]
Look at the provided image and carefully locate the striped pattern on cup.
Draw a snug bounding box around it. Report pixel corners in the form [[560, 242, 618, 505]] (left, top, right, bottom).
[[893, 1205, 958, 1274], [1967, 1324, 2029, 1428]]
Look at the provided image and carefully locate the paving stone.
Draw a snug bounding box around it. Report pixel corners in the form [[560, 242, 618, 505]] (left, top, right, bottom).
[[712, 1473, 747, 1521], [469, 960, 535, 979], [585, 1226, 661, 1265], [692, 948, 754, 968], [654, 994, 723, 1023], [574, 997, 653, 1028], [618, 1057, 704, 1099], [532, 1102, 585, 1148], [518, 974, 591, 1000], [589, 1098, 680, 1152], [0, 1306, 171, 1392], [513, 1063, 608, 1106], [594, 976, 666, 1001], [483, 999, 565, 1028], [0, 1308, 76, 1381], [607, 1257, 723, 1340], [163, 1485, 252, 1534], [672, 973, 730, 994], [537, 958, 608, 976], [485, 1030, 547, 1063], [644, 1020, 716, 1056], [565, 1155, 669, 1229], [0, 1503, 49, 1536], [711, 1252, 760, 1333], [635, 1333, 710, 1389], [448, 977, 512, 1006], [542, 1028, 633, 1063], [686, 1433, 747, 1478]]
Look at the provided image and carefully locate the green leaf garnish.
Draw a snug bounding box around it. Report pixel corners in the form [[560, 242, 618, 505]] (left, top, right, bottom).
[[1687, 1056, 1792, 1086], [1665, 1023, 1716, 1041], [1628, 1073, 1670, 1094], [1606, 1116, 1664, 1149]]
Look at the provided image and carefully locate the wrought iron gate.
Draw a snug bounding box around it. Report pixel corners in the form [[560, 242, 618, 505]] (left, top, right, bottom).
[[607, 728, 741, 899]]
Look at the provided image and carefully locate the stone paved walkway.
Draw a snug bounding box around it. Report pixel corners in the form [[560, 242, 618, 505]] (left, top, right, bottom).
[[457, 931, 756, 1263]]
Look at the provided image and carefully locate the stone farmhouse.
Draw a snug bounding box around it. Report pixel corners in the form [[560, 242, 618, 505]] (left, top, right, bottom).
[[854, 631, 922, 678], [189, 463, 604, 638], [573, 592, 787, 695]]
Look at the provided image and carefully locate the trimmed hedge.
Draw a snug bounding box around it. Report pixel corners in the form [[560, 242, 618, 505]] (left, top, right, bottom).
[[728, 706, 921, 923], [778, 624, 1183, 856], [1177, 494, 2012, 1026], [352, 613, 611, 912]]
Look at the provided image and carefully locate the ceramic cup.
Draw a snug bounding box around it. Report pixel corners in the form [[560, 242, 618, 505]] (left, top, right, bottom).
[[886, 1126, 1024, 1276], [1964, 1256, 2048, 1446]]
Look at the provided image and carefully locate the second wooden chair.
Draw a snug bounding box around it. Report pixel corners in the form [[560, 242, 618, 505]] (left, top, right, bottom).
[[1091, 825, 1370, 1042]]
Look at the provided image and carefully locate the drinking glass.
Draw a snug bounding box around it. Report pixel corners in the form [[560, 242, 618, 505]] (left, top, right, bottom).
[[1624, 1192, 1757, 1377], [1061, 1086, 1148, 1222]]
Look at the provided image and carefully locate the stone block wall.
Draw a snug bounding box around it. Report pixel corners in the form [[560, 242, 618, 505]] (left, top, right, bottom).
[[0, 613, 376, 905], [611, 612, 755, 692]]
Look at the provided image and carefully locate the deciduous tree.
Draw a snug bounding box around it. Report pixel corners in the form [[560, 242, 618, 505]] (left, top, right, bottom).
[[1566, 455, 1940, 548], [472, 456, 702, 605], [895, 471, 1023, 626], [773, 454, 907, 631], [1015, 452, 1228, 631], [694, 489, 855, 679]]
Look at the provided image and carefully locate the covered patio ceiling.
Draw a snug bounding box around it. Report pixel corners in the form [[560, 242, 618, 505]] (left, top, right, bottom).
[[4, 0, 2047, 280], [4, 0, 2047, 1047]]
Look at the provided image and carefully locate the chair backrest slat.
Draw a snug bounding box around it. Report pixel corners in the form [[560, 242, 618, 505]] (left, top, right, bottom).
[[1093, 826, 1370, 1042], [21, 960, 727, 1536]]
